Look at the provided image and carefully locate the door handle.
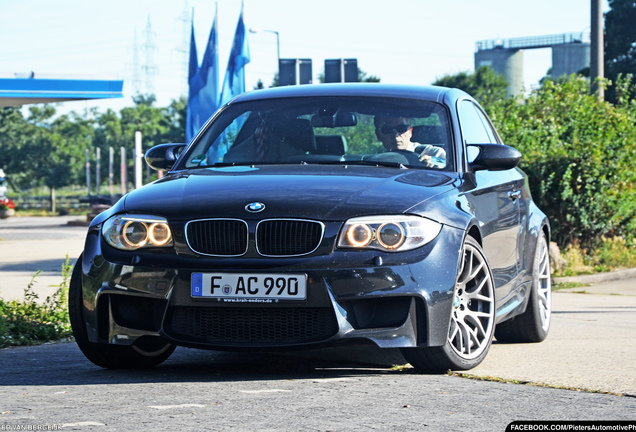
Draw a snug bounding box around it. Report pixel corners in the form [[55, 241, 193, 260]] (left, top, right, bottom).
[[508, 190, 521, 201]]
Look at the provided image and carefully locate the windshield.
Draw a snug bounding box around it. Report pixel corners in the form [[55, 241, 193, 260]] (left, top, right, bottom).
[[181, 96, 453, 171]]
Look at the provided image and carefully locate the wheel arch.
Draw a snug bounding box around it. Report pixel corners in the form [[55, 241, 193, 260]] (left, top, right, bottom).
[[466, 223, 483, 246], [526, 202, 551, 277]]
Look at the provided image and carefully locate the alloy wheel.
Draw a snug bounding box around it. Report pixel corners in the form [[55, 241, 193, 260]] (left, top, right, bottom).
[[536, 236, 552, 332], [449, 242, 495, 360]]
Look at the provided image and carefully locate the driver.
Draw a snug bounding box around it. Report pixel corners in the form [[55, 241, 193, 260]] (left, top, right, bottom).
[[374, 116, 446, 168]]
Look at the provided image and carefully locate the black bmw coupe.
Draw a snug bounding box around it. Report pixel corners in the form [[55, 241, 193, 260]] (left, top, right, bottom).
[[70, 83, 551, 372]]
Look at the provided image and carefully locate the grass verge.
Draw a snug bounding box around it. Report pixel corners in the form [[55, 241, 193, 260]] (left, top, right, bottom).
[[0, 257, 73, 349], [451, 372, 626, 397], [551, 281, 589, 291], [556, 237, 636, 277]]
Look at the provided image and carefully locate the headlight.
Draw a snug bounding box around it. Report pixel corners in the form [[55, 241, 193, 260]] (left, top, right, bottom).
[[337, 215, 441, 252], [103, 214, 173, 251]]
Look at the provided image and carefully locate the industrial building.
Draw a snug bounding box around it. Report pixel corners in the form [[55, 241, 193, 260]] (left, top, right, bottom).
[[475, 32, 590, 96]]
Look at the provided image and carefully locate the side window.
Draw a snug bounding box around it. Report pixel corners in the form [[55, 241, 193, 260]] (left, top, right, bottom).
[[458, 101, 495, 144], [474, 107, 499, 144]]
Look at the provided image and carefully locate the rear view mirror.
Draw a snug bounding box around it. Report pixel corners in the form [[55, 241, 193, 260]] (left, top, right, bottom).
[[334, 112, 357, 127], [145, 143, 187, 171], [468, 144, 522, 171], [310, 112, 357, 128]]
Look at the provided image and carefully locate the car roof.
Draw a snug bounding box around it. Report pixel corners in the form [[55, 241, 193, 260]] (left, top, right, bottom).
[[228, 83, 467, 105]]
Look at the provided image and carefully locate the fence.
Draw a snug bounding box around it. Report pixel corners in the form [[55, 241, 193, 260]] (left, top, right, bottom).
[[12, 194, 117, 213]]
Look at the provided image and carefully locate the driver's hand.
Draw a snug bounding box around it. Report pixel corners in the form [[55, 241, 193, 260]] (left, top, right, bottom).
[[419, 153, 433, 167]]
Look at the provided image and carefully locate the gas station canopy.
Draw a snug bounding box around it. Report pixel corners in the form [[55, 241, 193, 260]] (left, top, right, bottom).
[[0, 77, 124, 107]]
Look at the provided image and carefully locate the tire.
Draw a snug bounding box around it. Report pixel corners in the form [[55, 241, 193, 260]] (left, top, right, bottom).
[[402, 235, 496, 373], [69, 255, 175, 369], [495, 232, 552, 343]]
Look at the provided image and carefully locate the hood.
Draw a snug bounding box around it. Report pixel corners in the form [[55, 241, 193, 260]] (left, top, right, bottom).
[[122, 165, 458, 222]]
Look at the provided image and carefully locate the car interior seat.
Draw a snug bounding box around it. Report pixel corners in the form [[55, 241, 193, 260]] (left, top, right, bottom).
[[315, 135, 348, 155], [269, 118, 317, 156]]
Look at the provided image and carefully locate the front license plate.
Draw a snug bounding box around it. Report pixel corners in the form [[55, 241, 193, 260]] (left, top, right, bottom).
[[191, 272, 307, 301]]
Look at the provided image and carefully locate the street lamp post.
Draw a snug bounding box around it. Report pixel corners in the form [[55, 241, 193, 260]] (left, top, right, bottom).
[[590, 0, 604, 100], [249, 28, 280, 61]]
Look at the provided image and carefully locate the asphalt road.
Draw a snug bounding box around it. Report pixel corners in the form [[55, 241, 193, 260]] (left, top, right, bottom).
[[0, 216, 87, 301], [1, 343, 635, 431], [1, 216, 635, 430]]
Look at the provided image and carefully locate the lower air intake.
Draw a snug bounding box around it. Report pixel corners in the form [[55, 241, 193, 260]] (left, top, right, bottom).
[[167, 306, 339, 346]]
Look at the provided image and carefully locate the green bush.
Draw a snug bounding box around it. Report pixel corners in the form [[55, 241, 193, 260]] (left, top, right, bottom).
[[487, 76, 636, 248], [592, 236, 636, 272], [0, 258, 72, 348]]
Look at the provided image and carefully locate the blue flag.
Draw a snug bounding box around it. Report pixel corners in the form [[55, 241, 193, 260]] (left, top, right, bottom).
[[186, 7, 219, 143], [219, 3, 250, 106], [185, 19, 200, 142], [197, 7, 219, 129]]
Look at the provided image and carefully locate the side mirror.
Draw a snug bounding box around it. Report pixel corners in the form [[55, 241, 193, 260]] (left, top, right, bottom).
[[145, 143, 187, 171], [468, 144, 522, 171]]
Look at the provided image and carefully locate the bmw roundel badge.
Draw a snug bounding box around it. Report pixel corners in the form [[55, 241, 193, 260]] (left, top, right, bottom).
[[245, 202, 266, 213]]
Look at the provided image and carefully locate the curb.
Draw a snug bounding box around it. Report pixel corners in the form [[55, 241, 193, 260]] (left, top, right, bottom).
[[553, 267, 636, 285]]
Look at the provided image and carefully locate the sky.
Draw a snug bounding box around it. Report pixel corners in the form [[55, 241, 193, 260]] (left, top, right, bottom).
[[0, 0, 610, 114]]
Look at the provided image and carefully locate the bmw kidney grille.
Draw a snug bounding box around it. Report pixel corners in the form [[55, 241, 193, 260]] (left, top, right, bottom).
[[185, 218, 324, 257]]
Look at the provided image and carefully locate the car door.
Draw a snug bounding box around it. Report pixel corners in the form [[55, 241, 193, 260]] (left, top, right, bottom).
[[458, 100, 523, 300]]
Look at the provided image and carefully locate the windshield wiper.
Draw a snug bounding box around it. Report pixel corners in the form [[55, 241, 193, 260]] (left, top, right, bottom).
[[314, 159, 410, 169], [195, 160, 417, 170], [209, 162, 244, 167]]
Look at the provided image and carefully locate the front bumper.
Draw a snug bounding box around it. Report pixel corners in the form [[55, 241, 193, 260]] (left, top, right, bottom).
[[78, 224, 465, 351]]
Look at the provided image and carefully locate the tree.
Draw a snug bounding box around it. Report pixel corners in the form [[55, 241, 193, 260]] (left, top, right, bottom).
[[31, 108, 93, 211], [0, 94, 187, 206], [270, 72, 279, 88], [433, 66, 508, 106], [0, 107, 34, 190], [163, 96, 187, 144], [93, 95, 186, 193], [357, 68, 380, 83], [604, 0, 636, 101], [0, 105, 93, 211], [317, 67, 381, 84], [487, 76, 636, 247]]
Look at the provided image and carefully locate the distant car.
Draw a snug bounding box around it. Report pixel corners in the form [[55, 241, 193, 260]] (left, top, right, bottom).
[[70, 83, 551, 372]]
